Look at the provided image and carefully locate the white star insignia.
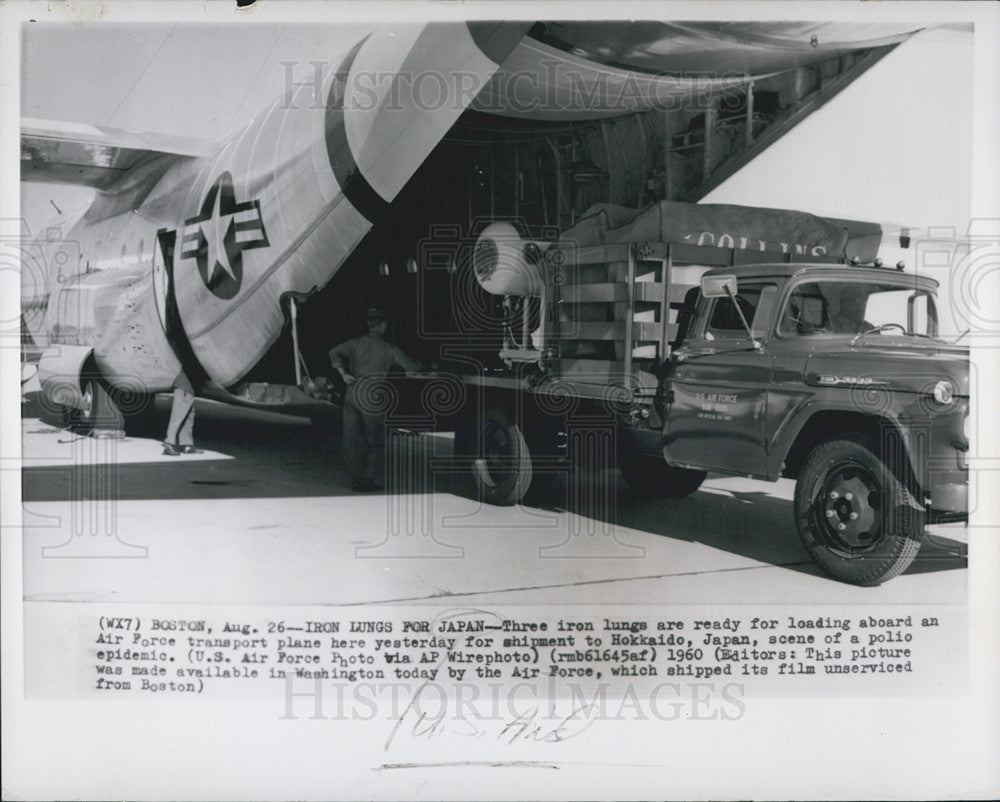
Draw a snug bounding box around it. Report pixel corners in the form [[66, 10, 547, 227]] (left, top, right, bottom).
[[201, 187, 237, 283]]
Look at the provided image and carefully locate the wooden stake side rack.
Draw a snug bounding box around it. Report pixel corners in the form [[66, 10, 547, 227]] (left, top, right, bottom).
[[493, 239, 842, 406]]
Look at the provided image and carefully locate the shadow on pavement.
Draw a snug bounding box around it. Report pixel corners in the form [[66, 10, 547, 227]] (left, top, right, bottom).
[[526, 461, 967, 581], [22, 397, 967, 582]]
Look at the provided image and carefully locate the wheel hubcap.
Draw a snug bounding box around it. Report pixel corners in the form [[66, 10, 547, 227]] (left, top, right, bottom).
[[816, 463, 881, 553]]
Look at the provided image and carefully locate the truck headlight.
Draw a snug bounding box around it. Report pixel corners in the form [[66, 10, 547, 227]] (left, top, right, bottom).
[[932, 380, 954, 405]]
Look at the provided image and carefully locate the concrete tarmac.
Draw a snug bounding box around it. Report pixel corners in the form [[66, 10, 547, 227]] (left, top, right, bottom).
[[20, 395, 967, 607]]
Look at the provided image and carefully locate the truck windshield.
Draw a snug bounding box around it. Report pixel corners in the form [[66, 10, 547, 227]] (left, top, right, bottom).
[[778, 280, 937, 338]]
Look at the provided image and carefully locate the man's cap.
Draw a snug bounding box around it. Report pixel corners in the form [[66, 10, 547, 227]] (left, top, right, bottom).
[[367, 307, 388, 322]]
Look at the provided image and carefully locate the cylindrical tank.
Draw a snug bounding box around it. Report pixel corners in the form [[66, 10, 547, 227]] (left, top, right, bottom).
[[472, 222, 550, 297]]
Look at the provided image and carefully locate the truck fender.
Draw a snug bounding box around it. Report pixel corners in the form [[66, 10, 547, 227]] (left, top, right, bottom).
[[768, 399, 920, 490]]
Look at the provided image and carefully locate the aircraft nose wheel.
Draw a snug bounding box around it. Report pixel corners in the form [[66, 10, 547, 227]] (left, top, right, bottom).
[[61, 378, 95, 433], [59, 376, 127, 437]]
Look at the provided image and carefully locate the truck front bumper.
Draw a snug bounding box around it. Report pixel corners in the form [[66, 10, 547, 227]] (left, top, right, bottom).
[[930, 476, 968, 515], [928, 458, 968, 515], [919, 402, 969, 517]]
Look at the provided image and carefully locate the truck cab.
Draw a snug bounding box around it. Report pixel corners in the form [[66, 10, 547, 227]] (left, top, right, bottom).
[[663, 263, 969, 584]]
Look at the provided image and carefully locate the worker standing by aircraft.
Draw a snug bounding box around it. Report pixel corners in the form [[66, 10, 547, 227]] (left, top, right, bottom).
[[329, 308, 419, 492], [162, 370, 203, 456]]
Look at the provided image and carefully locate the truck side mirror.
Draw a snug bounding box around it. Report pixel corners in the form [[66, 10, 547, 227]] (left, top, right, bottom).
[[700, 274, 738, 298], [699, 274, 761, 349]]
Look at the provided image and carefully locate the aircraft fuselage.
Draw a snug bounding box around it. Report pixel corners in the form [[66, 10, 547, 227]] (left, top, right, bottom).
[[23, 23, 527, 396]]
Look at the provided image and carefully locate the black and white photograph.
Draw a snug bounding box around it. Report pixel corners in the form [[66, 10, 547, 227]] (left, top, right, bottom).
[[2, 1, 998, 799]]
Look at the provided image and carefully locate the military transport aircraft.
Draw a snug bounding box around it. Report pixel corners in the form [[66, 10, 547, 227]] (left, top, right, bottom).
[[20, 21, 924, 432]]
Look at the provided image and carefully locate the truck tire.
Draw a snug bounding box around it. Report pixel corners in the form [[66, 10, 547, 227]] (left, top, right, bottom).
[[795, 435, 923, 586], [619, 452, 706, 498], [466, 405, 533, 506]]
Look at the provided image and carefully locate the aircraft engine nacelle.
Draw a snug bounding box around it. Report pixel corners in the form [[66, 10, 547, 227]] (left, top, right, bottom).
[[472, 222, 550, 297]]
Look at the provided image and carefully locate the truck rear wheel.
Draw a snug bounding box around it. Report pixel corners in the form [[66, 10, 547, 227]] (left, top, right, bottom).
[[462, 405, 533, 506], [618, 451, 706, 498], [795, 435, 923, 586]]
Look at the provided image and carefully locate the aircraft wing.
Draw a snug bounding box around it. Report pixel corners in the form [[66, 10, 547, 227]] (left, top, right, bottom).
[[21, 117, 218, 189], [473, 21, 925, 119]]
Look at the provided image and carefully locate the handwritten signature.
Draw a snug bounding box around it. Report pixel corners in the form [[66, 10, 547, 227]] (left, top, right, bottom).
[[385, 681, 597, 751]]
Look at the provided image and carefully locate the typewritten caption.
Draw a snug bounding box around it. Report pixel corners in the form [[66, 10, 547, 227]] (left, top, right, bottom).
[[25, 604, 964, 703]]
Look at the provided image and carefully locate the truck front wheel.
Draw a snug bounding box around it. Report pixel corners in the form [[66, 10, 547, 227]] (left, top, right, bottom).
[[795, 436, 923, 586]]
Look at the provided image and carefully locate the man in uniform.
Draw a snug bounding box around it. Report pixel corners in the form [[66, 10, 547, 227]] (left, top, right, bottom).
[[329, 308, 419, 491]]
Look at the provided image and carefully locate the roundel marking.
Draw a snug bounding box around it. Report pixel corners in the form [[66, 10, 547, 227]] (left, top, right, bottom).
[[325, 40, 390, 224], [179, 171, 270, 300]]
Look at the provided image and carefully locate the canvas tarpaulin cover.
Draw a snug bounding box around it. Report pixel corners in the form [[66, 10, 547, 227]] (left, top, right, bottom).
[[560, 201, 882, 262]]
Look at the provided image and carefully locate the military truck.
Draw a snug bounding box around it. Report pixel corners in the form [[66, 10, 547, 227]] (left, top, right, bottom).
[[444, 203, 968, 585]]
